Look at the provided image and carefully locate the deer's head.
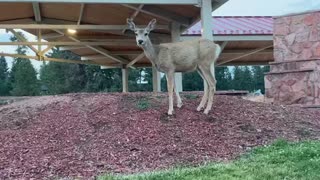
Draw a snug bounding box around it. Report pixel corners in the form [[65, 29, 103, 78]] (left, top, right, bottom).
[[127, 18, 157, 47]]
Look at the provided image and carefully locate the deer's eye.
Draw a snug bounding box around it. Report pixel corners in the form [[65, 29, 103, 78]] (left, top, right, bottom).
[[144, 33, 148, 36], [135, 33, 138, 36]]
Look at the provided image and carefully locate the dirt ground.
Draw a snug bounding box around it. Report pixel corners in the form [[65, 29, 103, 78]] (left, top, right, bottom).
[[0, 92, 319, 179]]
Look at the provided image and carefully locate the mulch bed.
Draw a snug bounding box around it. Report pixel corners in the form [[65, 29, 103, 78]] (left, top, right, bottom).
[[0, 92, 319, 179]]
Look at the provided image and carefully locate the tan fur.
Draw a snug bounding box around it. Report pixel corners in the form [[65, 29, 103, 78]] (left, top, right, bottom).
[[128, 18, 221, 115]]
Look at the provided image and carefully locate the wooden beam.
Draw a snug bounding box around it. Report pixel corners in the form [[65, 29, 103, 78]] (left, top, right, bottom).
[[7, 29, 38, 54], [123, 4, 190, 26], [217, 45, 273, 66], [123, 4, 144, 33], [41, 33, 64, 39], [81, 55, 106, 61], [0, 41, 137, 46], [126, 53, 145, 68], [77, 3, 85, 25], [0, 24, 169, 30], [181, 35, 273, 42], [32, 2, 41, 22], [0, 52, 38, 60], [39, 45, 55, 55], [54, 30, 130, 64], [0, 0, 200, 5], [60, 46, 88, 51], [43, 57, 103, 66]]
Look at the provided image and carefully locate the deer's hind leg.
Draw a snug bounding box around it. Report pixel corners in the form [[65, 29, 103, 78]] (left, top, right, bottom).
[[196, 67, 209, 111], [198, 63, 216, 114]]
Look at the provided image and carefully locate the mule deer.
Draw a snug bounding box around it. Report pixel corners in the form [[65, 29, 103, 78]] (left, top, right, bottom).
[[127, 18, 221, 115]]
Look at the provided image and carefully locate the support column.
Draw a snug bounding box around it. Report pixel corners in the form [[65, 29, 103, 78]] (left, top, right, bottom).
[[122, 67, 128, 93], [171, 21, 183, 92], [200, 0, 214, 89], [201, 0, 213, 41], [152, 65, 161, 92]]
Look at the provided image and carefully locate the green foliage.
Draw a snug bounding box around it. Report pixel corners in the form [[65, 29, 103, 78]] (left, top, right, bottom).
[[99, 140, 320, 180], [183, 94, 199, 100], [9, 32, 39, 96], [0, 56, 10, 95], [136, 97, 151, 110], [129, 68, 152, 92], [183, 71, 203, 91], [215, 66, 232, 90]]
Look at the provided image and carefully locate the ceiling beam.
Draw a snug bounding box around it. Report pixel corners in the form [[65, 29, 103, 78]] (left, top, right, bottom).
[[126, 53, 145, 68], [81, 55, 107, 61], [0, 0, 200, 5], [60, 46, 88, 51], [0, 41, 137, 46], [181, 35, 273, 42], [122, 4, 144, 33], [32, 2, 41, 22], [54, 30, 130, 64], [217, 45, 273, 66], [7, 29, 39, 54], [123, 4, 190, 26], [41, 33, 64, 39], [77, 3, 85, 25], [0, 24, 169, 30]]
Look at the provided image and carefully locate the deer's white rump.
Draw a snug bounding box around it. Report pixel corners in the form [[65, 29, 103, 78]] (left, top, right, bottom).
[[127, 18, 221, 115]]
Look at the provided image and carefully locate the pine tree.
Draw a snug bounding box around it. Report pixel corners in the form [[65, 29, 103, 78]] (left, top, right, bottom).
[[216, 66, 232, 90], [0, 56, 9, 95], [9, 33, 39, 96], [183, 72, 203, 91], [40, 48, 87, 94]]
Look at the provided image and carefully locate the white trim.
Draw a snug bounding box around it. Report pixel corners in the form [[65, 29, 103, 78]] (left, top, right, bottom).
[[0, 24, 169, 30], [181, 35, 273, 41], [0, 0, 200, 5]]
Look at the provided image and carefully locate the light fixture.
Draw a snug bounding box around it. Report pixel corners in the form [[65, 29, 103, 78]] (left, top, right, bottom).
[[67, 29, 77, 34]]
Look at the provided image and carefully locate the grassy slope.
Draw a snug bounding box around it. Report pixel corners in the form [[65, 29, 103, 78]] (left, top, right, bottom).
[[99, 140, 320, 180]]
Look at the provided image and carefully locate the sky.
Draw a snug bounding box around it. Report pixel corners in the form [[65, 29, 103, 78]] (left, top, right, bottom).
[[1, 0, 320, 72]]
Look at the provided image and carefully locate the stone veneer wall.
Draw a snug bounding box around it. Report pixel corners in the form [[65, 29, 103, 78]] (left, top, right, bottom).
[[265, 10, 320, 105]]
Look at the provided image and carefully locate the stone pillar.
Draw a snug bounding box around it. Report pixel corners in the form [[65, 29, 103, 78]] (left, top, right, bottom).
[[265, 11, 320, 105], [122, 67, 128, 93]]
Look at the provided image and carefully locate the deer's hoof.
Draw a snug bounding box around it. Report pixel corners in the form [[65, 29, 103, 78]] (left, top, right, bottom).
[[204, 109, 210, 115], [197, 106, 203, 112], [168, 110, 174, 116], [177, 103, 183, 108]]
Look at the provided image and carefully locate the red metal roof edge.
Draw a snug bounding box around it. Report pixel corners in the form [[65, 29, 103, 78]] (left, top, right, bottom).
[[212, 16, 272, 18]]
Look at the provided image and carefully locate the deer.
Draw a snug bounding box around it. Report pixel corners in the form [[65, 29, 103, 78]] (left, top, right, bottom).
[[127, 18, 221, 115]]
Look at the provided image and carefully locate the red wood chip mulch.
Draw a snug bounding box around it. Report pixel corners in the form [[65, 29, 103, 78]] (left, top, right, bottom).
[[0, 92, 319, 179]]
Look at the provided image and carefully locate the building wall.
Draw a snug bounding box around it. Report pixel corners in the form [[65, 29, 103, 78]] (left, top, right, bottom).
[[265, 11, 320, 105]]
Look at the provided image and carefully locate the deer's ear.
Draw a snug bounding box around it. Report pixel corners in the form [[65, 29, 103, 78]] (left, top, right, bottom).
[[127, 18, 136, 31], [146, 19, 157, 32]]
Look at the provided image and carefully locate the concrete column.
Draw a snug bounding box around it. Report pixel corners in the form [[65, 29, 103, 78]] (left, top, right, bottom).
[[171, 21, 183, 92], [201, 0, 213, 41], [152, 65, 161, 92], [122, 67, 128, 93], [200, 0, 213, 89]]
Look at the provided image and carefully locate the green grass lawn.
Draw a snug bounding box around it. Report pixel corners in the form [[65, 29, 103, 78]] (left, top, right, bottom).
[[99, 140, 320, 180]]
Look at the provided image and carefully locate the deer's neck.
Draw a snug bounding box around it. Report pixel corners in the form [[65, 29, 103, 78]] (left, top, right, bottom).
[[141, 39, 159, 66]]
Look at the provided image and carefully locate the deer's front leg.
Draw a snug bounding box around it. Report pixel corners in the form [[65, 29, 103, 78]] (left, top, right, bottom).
[[166, 72, 174, 115], [173, 76, 183, 108]]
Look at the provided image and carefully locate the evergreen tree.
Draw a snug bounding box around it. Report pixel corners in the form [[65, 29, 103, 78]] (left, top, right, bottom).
[[216, 66, 232, 90], [183, 72, 203, 91], [40, 48, 86, 94], [128, 67, 152, 92], [252, 66, 264, 92], [9, 33, 39, 96], [0, 56, 9, 95]]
